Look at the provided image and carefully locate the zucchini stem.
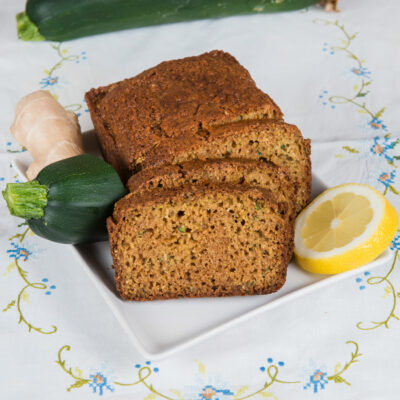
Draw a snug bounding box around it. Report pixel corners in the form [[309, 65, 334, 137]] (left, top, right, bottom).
[[16, 12, 45, 41], [2, 181, 48, 219]]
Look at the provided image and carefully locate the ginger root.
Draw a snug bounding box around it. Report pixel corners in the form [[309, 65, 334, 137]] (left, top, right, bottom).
[[10, 90, 84, 180]]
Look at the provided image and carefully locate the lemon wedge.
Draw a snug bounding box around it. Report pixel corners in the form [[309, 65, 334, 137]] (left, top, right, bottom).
[[294, 183, 398, 274]]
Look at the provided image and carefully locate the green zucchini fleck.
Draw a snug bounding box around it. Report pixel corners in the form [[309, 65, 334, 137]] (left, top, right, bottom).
[[255, 201, 263, 211]]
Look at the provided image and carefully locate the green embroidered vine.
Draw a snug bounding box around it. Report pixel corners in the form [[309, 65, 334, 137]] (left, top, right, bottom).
[[56, 345, 299, 397], [2, 300, 15, 312], [314, 19, 385, 122], [229, 367, 299, 400], [40, 42, 85, 114], [342, 146, 359, 154], [382, 177, 400, 196], [56, 341, 360, 395], [3, 225, 57, 335], [356, 250, 399, 331], [314, 18, 400, 332], [44, 43, 80, 79], [6, 146, 27, 154], [327, 341, 362, 385], [56, 346, 92, 391], [9, 225, 30, 242], [314, 18, 400, 171]]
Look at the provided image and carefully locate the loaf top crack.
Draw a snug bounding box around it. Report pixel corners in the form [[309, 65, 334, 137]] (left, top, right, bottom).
[[85, 50, 282, 176]]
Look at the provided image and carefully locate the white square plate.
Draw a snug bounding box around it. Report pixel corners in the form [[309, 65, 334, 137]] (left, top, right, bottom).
[[12, 133, 391, 359]]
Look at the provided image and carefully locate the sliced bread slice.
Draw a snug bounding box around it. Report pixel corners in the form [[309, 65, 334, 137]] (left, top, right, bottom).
[[108, 184, 292, 301], [127, 158, 297, 222], [141, 119, 311, 213]]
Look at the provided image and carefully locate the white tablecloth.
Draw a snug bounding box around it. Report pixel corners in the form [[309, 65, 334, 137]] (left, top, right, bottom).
[[1, 0, 400, 398]]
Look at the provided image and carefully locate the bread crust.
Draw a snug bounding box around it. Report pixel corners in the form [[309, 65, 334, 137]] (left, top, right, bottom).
[[85, 50, 283, 178]]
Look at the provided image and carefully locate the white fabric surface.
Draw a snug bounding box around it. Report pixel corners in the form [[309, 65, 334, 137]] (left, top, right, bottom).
[[1, 0, 400, 398]]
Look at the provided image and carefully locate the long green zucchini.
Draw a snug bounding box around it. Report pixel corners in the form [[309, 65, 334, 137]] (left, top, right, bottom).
[[17, 0, 320, 42], [2, 154, 126, 244]]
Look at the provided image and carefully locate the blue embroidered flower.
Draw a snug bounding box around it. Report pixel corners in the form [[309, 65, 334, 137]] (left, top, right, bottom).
[[378, 171, 395, 189], [391, 232, 400, 251], [39, 75, 59, 89], [7, 242, 32, 261], [260, 358, 284, 371], [43, 278, 56, 295], [355, 271, 370, 290], [369, 117, 387, 131], [134, 362, 159, 372], [89, 372, 114, 395], [199, 385, 233, 400], [370, 136, 398, 163], [351, 67, 371, 79], [303, 369, 328, 393]]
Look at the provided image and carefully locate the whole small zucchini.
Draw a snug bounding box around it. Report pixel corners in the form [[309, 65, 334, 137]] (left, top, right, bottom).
[[17, 0, 320, 42], [2, 154, 126, 244]]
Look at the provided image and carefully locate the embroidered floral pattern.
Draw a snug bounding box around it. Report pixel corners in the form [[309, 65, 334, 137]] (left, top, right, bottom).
[[304, 369, 328, 393], [370, 136, 399, 164], [199, 385, 233, 400], [355, 271, 370, 290], [5, 140, 26, 154], [303, 341, 361, 393], [260, 357, 284, 371], [56, 342, 360, 396], [40, 75, 59, 89], [315, 19, 387, 132], [40, 44, 86, 94], [390, 232, 400, 251], [42, 278, 56, 295], [315, 18, 400, 332], [378, 171, 398, 195], [56, 345, 300, 397], [89, 373, 114, 395], [369, 117, 387, 131], [357, 250, 400, 330], [351, 66, 371, 79], [39, 44, 87, 118], [2, 226, 56, 334], [7, 242, 32, 261]]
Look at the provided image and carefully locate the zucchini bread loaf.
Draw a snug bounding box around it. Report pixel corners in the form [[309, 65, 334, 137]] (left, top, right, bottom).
[[85, 50, 283, 181], [85, 51, 311, 211], [108, 184, 291, 300], [127, 158, 297, 222], [86, 50, 312, 301]]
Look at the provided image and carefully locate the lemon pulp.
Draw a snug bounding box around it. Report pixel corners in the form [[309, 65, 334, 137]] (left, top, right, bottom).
[[301, 193, 373, 252]]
